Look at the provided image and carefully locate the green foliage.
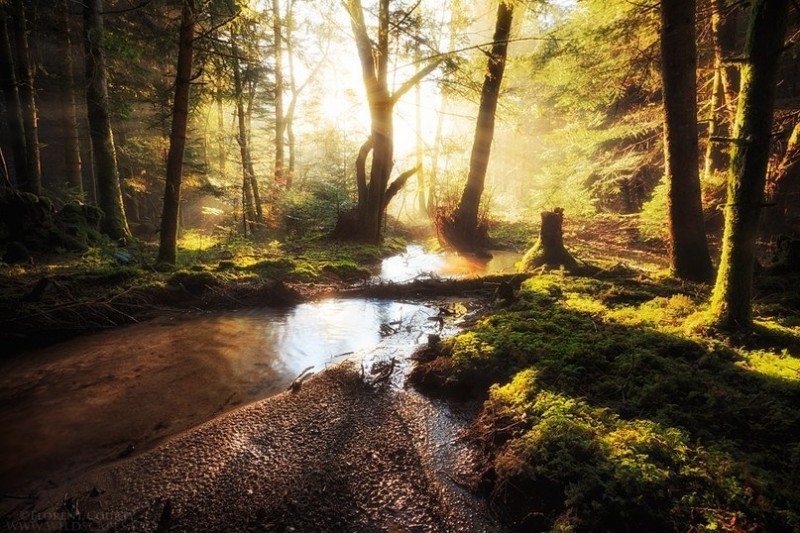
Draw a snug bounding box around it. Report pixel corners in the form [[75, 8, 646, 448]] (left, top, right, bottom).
[[279, 181, 356, 239], [495, 0, 663, 219], [414, 274, 800, 531]]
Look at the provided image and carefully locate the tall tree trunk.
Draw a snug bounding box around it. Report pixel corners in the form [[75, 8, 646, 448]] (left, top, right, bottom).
[[83, 0, 130, 240], [703, 0, 738, 183], [157, 1, 195, 265], [283, 0, 325, 189], [344, 0, 442, 243], [233, 44, 259, 234], [427, 95, 444, 217], [768, 122, 800, 233], [660, 0, 713, 282], [11, 0, 41, 195], [710, 0, 790, 330], [415, 44, 426, 216], [60, 0, 83, 193], [284, 0, 298, 187], [427, 0, 461, 218], [0, 9, 28, 189], [245, 77, 263, 222], [272, 0, 285, 187], [452, 0, 514, 246], [216, 92, 227, 180]]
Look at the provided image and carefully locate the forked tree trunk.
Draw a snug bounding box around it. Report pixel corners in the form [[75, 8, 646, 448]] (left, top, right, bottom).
[[660, 0, 713, 282], [343, 0, 442, 243], [452, 0, 513, 247], [83, 0, 130, 240], [11, 0, 41, 195], [521, 208, 578, 271], [0, 10, 28, 189], [710, 0, 791, 330], [157, 0, 194, 265]]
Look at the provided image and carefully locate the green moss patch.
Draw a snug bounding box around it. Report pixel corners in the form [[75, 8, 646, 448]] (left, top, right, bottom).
[[412, 274, 800, 531]]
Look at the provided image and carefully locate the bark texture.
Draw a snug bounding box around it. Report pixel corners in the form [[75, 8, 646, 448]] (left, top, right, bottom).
[[710, 0, 791, 329], [272, 0, 285, 187], [660, 0, 713, 282], [451, 0, 513, 248], [83, 0, 130, 240], [0, 9, 28, 189], [520, 208, 578, 271], [60, 0, 83, 193], [11, 0, 41, 195], [233, 42, 260, 235], [703, 0, 738, 184], [158, 1, 195, 264]]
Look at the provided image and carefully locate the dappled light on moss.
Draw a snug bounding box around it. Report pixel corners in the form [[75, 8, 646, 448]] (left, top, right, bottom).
[[412, 273, 800, 531]]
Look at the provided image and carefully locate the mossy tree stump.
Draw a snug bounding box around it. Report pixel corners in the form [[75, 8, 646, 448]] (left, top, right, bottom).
[[520, 208, 578, 271]]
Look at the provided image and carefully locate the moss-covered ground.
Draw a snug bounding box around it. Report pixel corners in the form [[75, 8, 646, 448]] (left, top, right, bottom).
[[0, 230, 407, 353], [410, 272, 800, 532]]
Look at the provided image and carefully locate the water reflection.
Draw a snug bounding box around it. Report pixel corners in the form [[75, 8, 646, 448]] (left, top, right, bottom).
[[258, 298, 437, 374], [0, 298, 441, 494], [377, 245, 521, 283]]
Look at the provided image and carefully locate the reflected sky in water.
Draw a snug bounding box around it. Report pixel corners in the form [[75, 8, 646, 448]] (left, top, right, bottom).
[[376, 245, 521, 283]]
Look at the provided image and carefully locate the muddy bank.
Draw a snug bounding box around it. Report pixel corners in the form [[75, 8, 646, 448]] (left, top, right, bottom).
[[0, 298, 465, 498], [3, 367, 501, 532]]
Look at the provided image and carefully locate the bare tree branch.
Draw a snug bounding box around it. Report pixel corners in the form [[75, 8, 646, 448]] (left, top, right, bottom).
[[390, 59, 443, 105], [384, 165, 421, 207]]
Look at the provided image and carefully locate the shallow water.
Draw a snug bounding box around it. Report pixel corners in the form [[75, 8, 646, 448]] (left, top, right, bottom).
[[0, 298, 450, 494], [376, 244, 521, 283]]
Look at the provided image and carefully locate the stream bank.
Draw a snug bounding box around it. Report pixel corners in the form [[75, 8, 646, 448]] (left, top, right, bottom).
[[3, 364, 503, 532], [0, 244, 524, 530]]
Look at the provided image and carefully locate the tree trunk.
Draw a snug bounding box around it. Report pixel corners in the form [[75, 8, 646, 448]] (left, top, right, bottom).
[[11, 0, 41, 195], [710, 0, 791, 330], [343, 0, 442, 243], [427, 96, 444, 217], [660, 0, 713, 282], [452, 0, 513, 248], [233, 44, 259, 234], [521, 208, 578, 271], [157, 1, 194, 265], [768, 123, 800, 233], [272, 0, 285, 187], [284, 0, 297, 188], [360, 102, 394, 242], [415, 45, 426, 216], [216, 93, 227, 180], [60, 0, 83, 193], [0, 9, 28, 190], [83, 0, 130, 240], [703, 0, 738, 184]]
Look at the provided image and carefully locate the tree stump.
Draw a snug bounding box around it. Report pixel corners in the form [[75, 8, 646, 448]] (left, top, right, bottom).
[[520, 208, 578, 271]]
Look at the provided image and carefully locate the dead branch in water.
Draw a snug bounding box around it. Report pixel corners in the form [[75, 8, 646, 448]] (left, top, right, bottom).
[[288, 366, 315, 393]]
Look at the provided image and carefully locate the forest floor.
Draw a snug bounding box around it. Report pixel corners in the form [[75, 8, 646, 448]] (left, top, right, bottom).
[[2, 217, 799, 531]]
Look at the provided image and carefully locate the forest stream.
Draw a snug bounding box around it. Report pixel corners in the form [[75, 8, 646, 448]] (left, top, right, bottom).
[[0, 246, 519, 531]]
